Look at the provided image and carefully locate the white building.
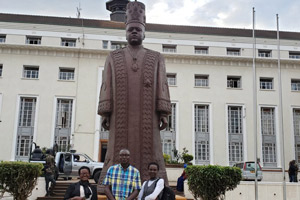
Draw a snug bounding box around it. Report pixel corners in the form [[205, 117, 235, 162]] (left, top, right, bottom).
[[0, 11, 299, 174]]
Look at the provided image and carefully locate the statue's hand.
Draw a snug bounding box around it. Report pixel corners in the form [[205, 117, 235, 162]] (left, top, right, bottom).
[[102, 116, 110, 130], [159, 116, 168, 130]]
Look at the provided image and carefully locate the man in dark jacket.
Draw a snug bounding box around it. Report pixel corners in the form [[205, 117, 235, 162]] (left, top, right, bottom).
[[44, 149, 56, 196]]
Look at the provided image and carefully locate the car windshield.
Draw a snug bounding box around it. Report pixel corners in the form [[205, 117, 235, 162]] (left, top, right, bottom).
[[84, 154, 95, 162], [245, 162, 260, 171]]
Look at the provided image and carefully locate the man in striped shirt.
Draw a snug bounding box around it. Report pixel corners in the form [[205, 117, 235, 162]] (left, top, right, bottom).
[[103, 149, 141, 200]]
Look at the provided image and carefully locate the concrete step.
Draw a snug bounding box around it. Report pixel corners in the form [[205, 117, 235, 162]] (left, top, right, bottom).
[[36, 197, 64, 200], [37, 180, 185, 199]]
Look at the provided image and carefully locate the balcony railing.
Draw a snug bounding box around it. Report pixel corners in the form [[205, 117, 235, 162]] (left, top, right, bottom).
[[195, 49, 208, 54], [258, 52, 271, 57]]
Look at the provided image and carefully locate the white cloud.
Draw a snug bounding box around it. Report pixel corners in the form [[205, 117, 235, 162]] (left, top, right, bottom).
[[0, 0, 299, 32]]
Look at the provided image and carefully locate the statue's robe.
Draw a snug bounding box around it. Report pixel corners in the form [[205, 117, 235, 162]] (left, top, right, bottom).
[[97, 46, 171, 189]]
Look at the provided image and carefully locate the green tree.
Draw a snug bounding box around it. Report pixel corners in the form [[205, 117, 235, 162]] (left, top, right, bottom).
[[0, 161, 43, 200], [185, 165, 242, 200], [182, 153, 193, 164]]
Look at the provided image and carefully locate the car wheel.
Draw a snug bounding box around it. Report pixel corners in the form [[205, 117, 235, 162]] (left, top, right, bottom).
[[94, 170, 101, 184]]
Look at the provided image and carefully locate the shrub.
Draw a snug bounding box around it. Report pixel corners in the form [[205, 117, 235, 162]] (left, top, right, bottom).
[[163, 154, 171, 163], [0, 161, 43, 200], [185, 165, 242, 200], [182, 153, 193, 164]]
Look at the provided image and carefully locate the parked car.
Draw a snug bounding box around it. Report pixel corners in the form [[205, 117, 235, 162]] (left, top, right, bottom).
[[29, 149, 103, 183], [233, 161, 263, 181]]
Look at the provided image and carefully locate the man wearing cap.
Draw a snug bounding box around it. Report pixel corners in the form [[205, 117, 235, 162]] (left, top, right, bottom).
[[98, 0, 171, 188]]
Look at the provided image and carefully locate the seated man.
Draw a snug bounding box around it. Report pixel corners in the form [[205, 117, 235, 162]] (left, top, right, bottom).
[[103, 149, 141, 200], [138, 162, 164, 200]]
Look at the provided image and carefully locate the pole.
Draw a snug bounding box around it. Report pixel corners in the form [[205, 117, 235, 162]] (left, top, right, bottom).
[[252, 7, 258, 200], [276, 14, 287, 200]]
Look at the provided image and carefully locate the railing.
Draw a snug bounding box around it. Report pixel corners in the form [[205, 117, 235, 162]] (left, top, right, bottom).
[[167, 78, 176, 86], [227, 51, 240, 56], [195, 49, 208, 54], [26, 38, 41, 45], [163, 48, 176, 53], [289, 54, 300, 59], [258, 52, 271, 57], [59, 72, 74, 80], [23, 70, 39, 79], [61, 41, 76, 47], [260, 82, 273, 90], [291, 82, 300, 91], [227, 80, 241, 88], [195, 79, 208, 87]]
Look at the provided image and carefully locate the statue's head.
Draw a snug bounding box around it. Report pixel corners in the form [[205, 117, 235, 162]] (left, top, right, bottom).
[[125, 1, 146, 46]]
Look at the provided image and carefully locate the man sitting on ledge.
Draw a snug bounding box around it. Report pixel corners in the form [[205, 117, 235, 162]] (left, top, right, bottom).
[[103, 149, 141, 200]]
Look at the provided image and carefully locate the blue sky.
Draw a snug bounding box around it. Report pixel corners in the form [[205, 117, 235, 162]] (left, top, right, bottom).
[[0, 0, 299, 32]]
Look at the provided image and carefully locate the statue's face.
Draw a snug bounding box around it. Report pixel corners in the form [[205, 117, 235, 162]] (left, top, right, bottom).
[[126, 23, 145, 46]]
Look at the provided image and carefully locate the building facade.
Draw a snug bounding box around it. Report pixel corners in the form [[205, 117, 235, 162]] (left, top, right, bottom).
[[0, 13, 299, 171]]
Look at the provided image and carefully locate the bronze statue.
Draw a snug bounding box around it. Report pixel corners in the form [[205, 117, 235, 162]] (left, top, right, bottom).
[[97, 0, 171, 191]]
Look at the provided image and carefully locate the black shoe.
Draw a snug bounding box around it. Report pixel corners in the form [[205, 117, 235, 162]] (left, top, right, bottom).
[[50, 192, 57, 196]]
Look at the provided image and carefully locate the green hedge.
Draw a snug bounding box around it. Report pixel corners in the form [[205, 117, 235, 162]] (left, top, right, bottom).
[[185, 165, 242, 200], [0, 161, 43, 200]]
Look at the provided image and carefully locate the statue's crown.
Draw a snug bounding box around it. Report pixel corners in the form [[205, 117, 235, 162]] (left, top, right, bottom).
[[125, 1, 146, 26]]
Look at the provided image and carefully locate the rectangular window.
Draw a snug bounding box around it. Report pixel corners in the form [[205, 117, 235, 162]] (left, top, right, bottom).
[[260, 78, 273, 90], [228, 106, 243, 134], [261, 107, 277, 167], [18, 98, 36, 127], [59, 68, 75, 80], [228, 106, 243, 165], [166, 103, 176, 132], [227, 76, 241, 88], [289, 52, 300, 59], [23, 66, 39, 79], [195, 75, 209, 87], [163, 45, 176, 53], [102, 40, 108, 49], [0, 94, 2, 120], [111, 42, 126, 50], [61, 38, 76, 47], [16, 135, 33, 158], [293, 109, 300, 164], [0, 65, 2, 77], [227, 48, 240, 56], [26, 36, 41, 45], [261, 108, 275, 136], [258, 50, 272, 58], [167, 73, 176, 86], [0, 35, 6, 43], [161, 103, 176, 158], [16, 97, 36, 160], [55, 99, 73, 152], [55, 99, 73, 129], [291, 79, 300, 91], [195, 46, 208, 54], [194, 105, 210, 164]]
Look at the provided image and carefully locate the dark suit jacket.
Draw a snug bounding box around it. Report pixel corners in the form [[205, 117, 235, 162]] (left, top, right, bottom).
[[64, 182, 97, 200]]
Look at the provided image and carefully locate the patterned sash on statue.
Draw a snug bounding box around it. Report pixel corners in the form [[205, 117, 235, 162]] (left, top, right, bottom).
[[140, 49, 160, 176], [111, 49, 129, 161]]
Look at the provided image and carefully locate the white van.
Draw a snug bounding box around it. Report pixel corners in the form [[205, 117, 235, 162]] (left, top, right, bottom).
[[29, 149, 103, 183], [233, 161, 263, 181]]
